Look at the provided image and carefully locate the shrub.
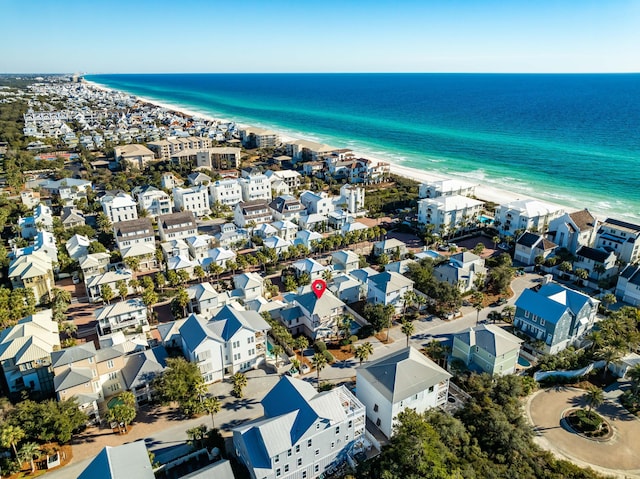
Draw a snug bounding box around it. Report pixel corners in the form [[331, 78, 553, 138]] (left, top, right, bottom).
[[322, 350, 334, 363], [349, 335, 359, 344], [314, 340, 327, 353], [573, 409, 602, 432]]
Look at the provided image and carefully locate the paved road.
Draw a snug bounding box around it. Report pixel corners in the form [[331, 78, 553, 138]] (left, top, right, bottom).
[[48, 272, 540, 478]]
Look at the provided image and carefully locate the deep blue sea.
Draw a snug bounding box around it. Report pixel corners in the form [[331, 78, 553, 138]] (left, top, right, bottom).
[[86, 73, 640, 219]]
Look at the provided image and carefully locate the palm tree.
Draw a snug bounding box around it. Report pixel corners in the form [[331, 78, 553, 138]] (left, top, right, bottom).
[[100, 284, 114, 304], [597, 346, 622, 379], [272, 345, 284, 367], [492, 235, 501, 250], [601, 293, 617, 311], [502, 305, 515, 323], [18, 441, 40, 473], [311, 353, 328, 388], [383, 304, 396, 343], [202, 396, 221, 428], [0, 424, 25, 458], [354, 342, 374, 365], [402, 290, 416, 316], [472, 291, 484, 325], [294, 336, 309, 353], [232, 372, 248, 398], [401, 320, 414, 347], [584, 386, 604, 413], [627, 363, 640, 394], [175, 287, 190, 318]]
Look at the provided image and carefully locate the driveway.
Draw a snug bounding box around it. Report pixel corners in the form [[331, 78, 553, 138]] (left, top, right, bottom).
[[526, 385, 640, 478]]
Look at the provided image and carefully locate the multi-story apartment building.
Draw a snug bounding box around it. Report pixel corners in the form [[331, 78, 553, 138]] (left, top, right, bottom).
[[417, 195, 484, 235], [494, 199, 564, 237], [148, 136, 212, 160], [239, 175, 272, 202], [172, 185, 210, 218], [114, 144, 155, 169], [100, 192, 138, 224], [239, 126, 280, 148], [234, 376, 366, 479], [158, 211, 198, 242], [0, 310, 59, 396], [595, 218, 640, 265], [194, 146, 241, 170], [418, 178, 476, 199], [209, 178, 243, 207]]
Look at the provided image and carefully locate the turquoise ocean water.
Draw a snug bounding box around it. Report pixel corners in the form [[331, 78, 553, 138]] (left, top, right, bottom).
[[86, 73, 640, 219]]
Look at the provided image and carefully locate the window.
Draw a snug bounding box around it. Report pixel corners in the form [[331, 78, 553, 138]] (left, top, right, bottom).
[[315, 465, 319, 473], [315, 449, 319, 456], [284, 465, 289, 473], [348, 420, 352, 428], [540, 318, 546, 326], [297, 458, 302, 467], [276, 468, 281, 477], [524, 311, 530, 318], [335, 426, 340, 435], [373, 404, 378, 412], [109, 371, 117, 380], [345, 435, 349, 441], [287, 449, 292, 457], [107, 360, 114, 368], [429, 385, 434, 393], [376, 418, 381, 426], [295, 445, 300, 453], [316, 423, 320, 430], [302, 472, 307, 479], [274, 455, 279, 463], [331, 442, 335, 449], [307, 439, 312, 447]]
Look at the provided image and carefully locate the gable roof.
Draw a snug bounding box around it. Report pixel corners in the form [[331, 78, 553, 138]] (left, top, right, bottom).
[[515, 283, 596, 324], [357, 347, 451, 403], [569, 209, 596, 232], [51, 342, 96, 368], [368, 271, 414, 293], [121, 346, 168, 390], [78, 442, 154, 479], [454, 324, 522, 357], [577, 246, 613, 263], [294, 290, 345, 318]]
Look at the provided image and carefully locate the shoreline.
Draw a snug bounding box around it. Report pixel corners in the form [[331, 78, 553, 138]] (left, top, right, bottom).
[[86, 79, 584, 218]]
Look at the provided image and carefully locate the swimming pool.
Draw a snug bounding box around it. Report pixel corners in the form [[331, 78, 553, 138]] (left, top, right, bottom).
[[518, 356, 531, 368]]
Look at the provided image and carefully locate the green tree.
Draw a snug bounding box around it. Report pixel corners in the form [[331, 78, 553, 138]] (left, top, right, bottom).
[[202, 396, 221, 428], [0, 424, 25, 458], [311, 353, 328, 388], [153, 358, 206, 416], [142, 287, 158, 317], [96, 212, 112, 234], [472, 291, 484, 325], [155, 272, 167, 291], [272, 345, 284, 367], [194, 265, 206, 282], [174, 287, 190, 318], [101, 284, 114, 304], [124, 256, 140, 276], [231, 372, 248, 398], [361, 409, 450, 479], [584, 386, 604, 412], [294, 336, 309, 353], [354, 342, 374, 365], [597, 346, 622, 379], [88, 241, 107, 254], [627, 363, 640, 394], [106, 392, 137, 433], [601, 293, 617, 311], [177, 269, 191, 285], [18, 441, 40, 473], [167, 269, 180, 287], [401, 320, 414, 347], [116, 279, 128, 299]]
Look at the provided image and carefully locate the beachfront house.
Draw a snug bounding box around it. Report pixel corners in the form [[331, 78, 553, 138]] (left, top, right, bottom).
[[356, 347, 450, 439], [417, 195, 484, 236], [547, 209, 598, 255], [616, 264, 640, 306], [514, 232, 557, 266], [594, 218, 640, 265], [494, 199, 564, 237]]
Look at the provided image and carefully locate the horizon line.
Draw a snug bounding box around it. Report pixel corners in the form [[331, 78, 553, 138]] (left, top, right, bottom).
[[3, 71, 640, 76]]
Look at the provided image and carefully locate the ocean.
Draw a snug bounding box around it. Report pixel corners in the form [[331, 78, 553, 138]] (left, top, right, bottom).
[[86, 73, 640, 219]]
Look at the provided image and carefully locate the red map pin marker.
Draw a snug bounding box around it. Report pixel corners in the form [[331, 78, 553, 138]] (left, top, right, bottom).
[[312, 279, 327, 299]]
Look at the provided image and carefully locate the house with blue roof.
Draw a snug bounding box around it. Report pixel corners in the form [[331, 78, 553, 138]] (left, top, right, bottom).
[[233, 376, 365, 479], [178, 304, 271, 383], [452, 324, 523, 375], [514, 283, 599, 354]]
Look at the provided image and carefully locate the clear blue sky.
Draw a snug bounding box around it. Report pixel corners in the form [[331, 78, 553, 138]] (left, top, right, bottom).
[[2, 0, 638, 73]]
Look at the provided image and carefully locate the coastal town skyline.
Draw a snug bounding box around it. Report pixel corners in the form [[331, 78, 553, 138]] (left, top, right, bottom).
[[2, 0, 639, 74]]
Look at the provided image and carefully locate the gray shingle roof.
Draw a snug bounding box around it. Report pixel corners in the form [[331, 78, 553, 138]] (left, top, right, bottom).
[[357, 347, 451, 403]]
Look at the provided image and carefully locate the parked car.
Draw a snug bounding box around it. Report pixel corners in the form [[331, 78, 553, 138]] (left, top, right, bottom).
[[498, 243, 510, 251]]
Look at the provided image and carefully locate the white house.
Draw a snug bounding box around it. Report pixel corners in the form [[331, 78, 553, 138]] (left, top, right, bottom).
[[300, 191, 333, 216], [233, 272, 264, 301], [292, 258, 327, 281], [173, 185, 210, 217], [289, 289, 346, 339], [514, 232, 557, 266], [269, 195, 305, 222], [158, 211, 198, 242], [209, 178, 242, 207], [338, 184, 365, 214], [187, 282, 223, 316], [66, 234, 91, 261], [356, 347, 450, 438], [95, 298, 149, 337], [272, 220, 298, 242], [332, 250, 360, 273], [367, 271, 414, 312], [547, 209, 598, 255], [328, 274, 362, 304], [100, 192, 138, 224], [417, 195, 484, 235], [133, 186, 172, 218], [239, 175, 272, 202], [495, 199, 564, 237], [204, 247, 237, 269], [185, 234, 215, 260], [595, 218, 640, 265], [616, 264, 640, 306], [234, 376, 365, 479], [434, 251, 487, 293], [113, 218, 157, 271], [573, 246, 618, 282], [179, 305, 271, 383], [234, 201, 273, 228]]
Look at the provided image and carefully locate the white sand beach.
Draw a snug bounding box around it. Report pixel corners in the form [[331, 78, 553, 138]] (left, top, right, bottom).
[[86, 80, 577, 217]]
